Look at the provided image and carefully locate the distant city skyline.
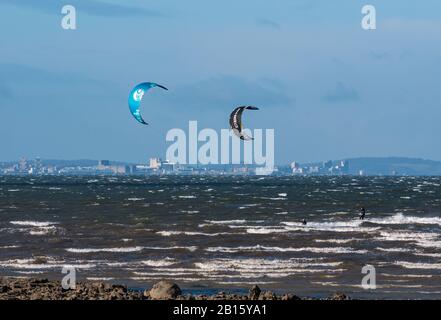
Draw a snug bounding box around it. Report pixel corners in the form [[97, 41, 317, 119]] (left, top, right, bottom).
[[1, 0, 441, 163], [2, 156, 441, 176]]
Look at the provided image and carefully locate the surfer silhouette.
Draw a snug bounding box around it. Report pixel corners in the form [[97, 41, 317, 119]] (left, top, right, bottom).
[[359, 207, 366, 220]]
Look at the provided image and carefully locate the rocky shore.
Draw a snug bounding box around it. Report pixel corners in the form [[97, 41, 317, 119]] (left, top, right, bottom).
[[0, 278, 350, 300]]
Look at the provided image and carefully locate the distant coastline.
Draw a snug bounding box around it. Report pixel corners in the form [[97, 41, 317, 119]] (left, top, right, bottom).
[[1, 156, 441, 176]]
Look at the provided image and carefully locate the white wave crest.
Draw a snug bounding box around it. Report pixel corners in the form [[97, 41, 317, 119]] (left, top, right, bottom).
[[10, 221, 57, 227], [205, 245, 367, 254]]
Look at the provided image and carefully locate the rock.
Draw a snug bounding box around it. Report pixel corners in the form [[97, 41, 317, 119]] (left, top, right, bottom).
[[0, 277, 340, 300], [281, 293, 301, 300], [329, 292, 350, 300], [260, 291, 277, 300], [33, 257, 48, 265], [112, 284, 127, 293], [248, 285, 261, 300], [30, 293, 43, 300], [149, 281, 181, 300]]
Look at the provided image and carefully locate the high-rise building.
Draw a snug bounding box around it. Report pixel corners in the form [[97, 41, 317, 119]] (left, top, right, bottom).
[[323, 160, 332, 169], [290, 162, 299, 170], [19, 157, 27, 172], [99, 160, 110, 166], [340, 160, 349, 173]]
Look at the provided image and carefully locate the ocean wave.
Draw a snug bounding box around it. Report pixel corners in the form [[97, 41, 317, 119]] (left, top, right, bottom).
[[66, 246, 198, 253], [133, 271, 193, 277], [415, 253, 441, 258], [179, 195, 196, 199], [382, 273, 433, 278], [396, 261, 441, 270], [146, 246, 198, 252], [131, 276, 203, 282], [192, 258, 345, 279], [246, 227, 288, 234], [195, 259, 342, 271], [369, 213, 441, 226], [10, 221, 58, 227], [0, 245, 20, 249], [281, 220, 380, 233], [156, 230, 233, 237], [9, 220, 60, 236], [15, 271, 45, 274], [66, 247, 144, 253], [141, 258, 177, 267], [127, 198, 145, 201], [0, 258, 95, 270], [375, 247, 413, 253], [377, 231, 441, 248], [204, 219, 247, 225], [180, 210, 200, 214], [216, 281, 277, 285], [315, 239, 359, 244], [205, 245, 367, 254]]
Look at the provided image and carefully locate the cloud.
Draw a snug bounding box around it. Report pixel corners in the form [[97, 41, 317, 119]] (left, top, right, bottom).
[[256, 18, 280, 30], [0, 0, 163, 18], [370, 52, 392, 61], [161, 75, 291, 110], [322, 82, 360, 103], [0, 63, 100, 84], [0, 63, 112, 101]]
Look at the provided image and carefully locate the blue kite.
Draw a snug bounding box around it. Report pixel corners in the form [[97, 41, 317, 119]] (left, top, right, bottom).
[[128, 82, 168, 125]]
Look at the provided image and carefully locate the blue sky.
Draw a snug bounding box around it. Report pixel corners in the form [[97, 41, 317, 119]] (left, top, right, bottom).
[[0, 0, 440, 164]]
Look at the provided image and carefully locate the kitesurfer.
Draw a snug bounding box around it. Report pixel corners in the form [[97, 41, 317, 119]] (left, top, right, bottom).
[[359, 206, 366, 220], [301, 218, 307, 225]]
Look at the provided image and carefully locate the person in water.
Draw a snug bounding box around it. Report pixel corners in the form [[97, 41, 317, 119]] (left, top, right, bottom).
[[302, 218, 307, 225], [359, 207, 366, 220]]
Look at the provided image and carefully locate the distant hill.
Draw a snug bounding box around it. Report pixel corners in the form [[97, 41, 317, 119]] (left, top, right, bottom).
[[335, 157, 441, 176]]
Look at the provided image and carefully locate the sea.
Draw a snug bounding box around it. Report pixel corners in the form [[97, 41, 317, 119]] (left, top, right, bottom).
[[1, 175, 441, 299]]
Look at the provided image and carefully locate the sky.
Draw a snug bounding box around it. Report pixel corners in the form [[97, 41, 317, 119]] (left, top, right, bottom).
[[0, 0, 440, 164]]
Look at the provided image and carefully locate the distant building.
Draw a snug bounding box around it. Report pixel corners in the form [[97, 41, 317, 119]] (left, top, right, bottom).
[[309, 166, 319, 174], [323, 160, 333, 170], [97, 160, 111, 171], [96, 160, 128, 174], [161, 160, 176, 173], [19, 157, 27, 172], [99, 160, 110, 166], [255, 167, 274, 176], [290, 162, 300, 170], [149, 158, 162, 170], [340, 160, 349, 174]]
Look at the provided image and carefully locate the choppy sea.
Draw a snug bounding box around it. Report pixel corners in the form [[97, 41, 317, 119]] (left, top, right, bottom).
[[1, 175, 441, 299]]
